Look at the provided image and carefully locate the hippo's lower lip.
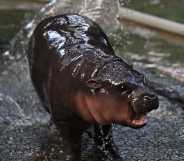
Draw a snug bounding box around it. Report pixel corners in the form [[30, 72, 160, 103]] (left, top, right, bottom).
[[131, 115, 148, 127]]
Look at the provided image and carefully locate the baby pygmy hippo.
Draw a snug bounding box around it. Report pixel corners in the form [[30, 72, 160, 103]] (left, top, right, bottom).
[[28, 14, 159, 160]]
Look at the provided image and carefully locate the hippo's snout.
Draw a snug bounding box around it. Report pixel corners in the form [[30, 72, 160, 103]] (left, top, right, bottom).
[[130, 90, 159, 115]]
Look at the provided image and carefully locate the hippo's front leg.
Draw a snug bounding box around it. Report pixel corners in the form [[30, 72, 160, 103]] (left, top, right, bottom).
[[94, 125, 122, 161], [54, 118, 85, 161]]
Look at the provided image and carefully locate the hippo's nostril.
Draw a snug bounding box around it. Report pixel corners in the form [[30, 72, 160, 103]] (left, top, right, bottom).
[[143, 94, 159, 110], [143, 94, 157, 101]]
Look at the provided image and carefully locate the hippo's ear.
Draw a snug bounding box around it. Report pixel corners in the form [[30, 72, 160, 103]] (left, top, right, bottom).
[[86, 79, 102, 89]]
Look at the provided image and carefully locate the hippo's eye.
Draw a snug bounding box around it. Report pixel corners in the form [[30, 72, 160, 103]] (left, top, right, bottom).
[[95, 88, 108, 95]]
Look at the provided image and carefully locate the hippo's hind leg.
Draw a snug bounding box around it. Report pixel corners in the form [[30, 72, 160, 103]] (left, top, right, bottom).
[[94, 125, 122, 161]]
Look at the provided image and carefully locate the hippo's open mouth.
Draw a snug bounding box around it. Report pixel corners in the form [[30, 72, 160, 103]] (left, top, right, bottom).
[[131, 115, 148, 127]]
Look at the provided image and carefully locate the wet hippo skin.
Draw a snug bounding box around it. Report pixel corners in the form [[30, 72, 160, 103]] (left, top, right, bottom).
[[28, 14, 159, 161]]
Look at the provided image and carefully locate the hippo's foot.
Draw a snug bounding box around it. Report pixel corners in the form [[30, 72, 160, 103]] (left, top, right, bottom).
[[94, 125, 123, 161]]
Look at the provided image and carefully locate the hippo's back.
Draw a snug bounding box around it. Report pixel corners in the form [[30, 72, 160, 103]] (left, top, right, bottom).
[[30, 14, 114, 57]]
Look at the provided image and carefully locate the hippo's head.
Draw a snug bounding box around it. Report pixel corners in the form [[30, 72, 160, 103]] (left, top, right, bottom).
[[74, 59, 159, 128]]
